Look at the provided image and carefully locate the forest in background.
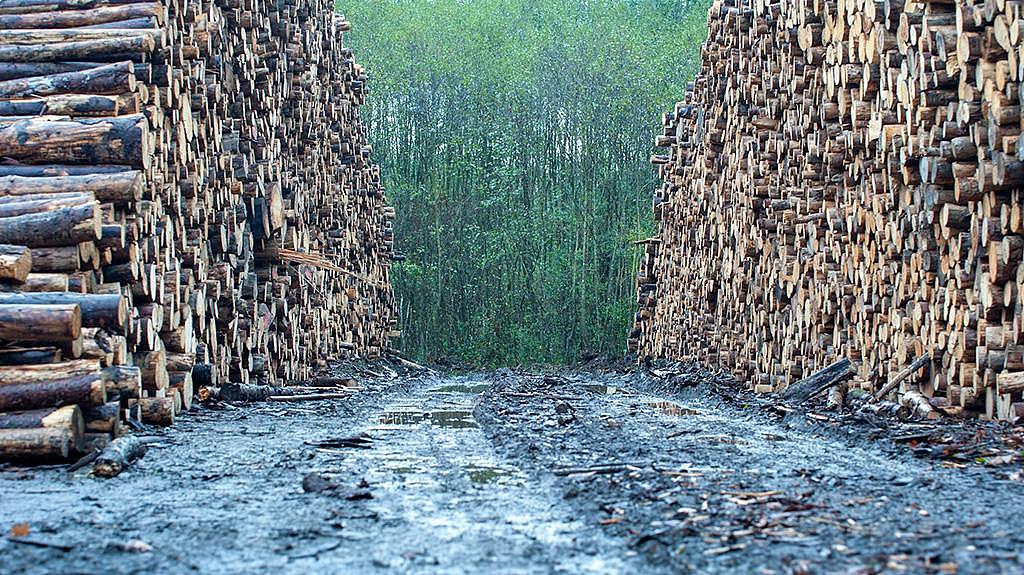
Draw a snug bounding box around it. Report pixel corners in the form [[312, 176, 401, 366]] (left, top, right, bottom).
[[340, 0, 709, 364]]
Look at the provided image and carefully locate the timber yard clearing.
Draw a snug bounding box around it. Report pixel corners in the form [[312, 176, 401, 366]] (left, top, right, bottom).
[[1, 364, 1022, 575]]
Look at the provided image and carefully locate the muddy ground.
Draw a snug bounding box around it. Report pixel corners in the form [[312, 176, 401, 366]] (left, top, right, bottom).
[[1, 366, 1022, 574]]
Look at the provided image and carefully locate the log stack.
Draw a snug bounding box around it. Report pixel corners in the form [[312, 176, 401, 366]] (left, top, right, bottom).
[[0, 0, 396, 459], [632, 0, 1024, 420]]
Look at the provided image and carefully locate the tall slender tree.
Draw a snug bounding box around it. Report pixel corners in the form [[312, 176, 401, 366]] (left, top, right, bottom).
[[339, 0, 710, 364]]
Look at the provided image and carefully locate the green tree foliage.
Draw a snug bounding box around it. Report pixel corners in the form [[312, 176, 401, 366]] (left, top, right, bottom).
[[339, 0, 709, 364]]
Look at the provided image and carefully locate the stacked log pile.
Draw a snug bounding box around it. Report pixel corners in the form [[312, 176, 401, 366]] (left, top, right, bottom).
[[632, 0, 1024, 420], [0, 0, 396, 459]]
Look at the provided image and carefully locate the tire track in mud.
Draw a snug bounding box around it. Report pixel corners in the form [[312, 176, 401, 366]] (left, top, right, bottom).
[[0, 373, 653, 574], [303, 374, 647, 574]]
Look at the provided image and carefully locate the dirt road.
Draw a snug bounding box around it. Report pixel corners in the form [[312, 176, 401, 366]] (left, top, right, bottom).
[[1, 368, 1022, 574]]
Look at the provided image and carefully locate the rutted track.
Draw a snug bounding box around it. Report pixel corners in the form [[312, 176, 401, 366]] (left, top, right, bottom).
[[0, 368, 1021, 574]]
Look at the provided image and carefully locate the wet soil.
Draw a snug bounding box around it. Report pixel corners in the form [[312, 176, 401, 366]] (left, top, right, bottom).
[[1, 368, 1022, 574]]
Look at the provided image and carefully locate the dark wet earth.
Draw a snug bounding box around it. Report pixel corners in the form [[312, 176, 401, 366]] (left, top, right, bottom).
[[1, 368, 1023, 574]]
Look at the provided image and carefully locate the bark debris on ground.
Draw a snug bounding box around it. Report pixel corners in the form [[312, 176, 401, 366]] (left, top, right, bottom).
[[0, 366, 1022, 574]]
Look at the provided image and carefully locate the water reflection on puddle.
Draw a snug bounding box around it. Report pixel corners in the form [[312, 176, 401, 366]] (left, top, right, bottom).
[[430, 410, 478, 429], [646, 401, 701, 416], [376, 409, 478, 429], [430, 383, 491, 394], [378, 411, 425, 426], [464, 464, 513, 484]]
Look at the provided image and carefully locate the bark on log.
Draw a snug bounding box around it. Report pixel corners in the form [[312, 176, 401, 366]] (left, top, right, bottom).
[[0, 0, 144, 14], [0, 272, 72, 293], [0, 358, 99, 384], [781, 358, 854, 403], [0, 245, 31, 282], [0, 172, 142, 202], [0, 35, 155, 63], [0, 303, 80, 342], [0, 115, 149, 168], [0, 4, 162, 29], [0, 202, 100, 248], [0, 162, 132, 177], [92, 433, 147, 477], [0, 372, 104, 411], [0, 94, 124, 117], [0, 293, 125, 331], [0, 192, 93, 218], [0, 404, 83, 441], [0, 347, 59, 365], [0, 62, 135, 99], [0, 426, 76, 459]]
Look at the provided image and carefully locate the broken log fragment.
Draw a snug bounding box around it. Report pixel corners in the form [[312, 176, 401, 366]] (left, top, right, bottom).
[[92, 434, 148, 477], [0, 245, 31, 282], [268, 393, 352, 402], [136, 396, 172, 426], [781, 359, 854, 404]]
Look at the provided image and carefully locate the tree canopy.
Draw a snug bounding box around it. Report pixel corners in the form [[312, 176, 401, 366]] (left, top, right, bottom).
[[339, 0, 709, 364]]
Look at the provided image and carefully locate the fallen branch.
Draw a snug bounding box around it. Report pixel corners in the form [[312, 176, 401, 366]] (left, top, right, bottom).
[[5, 536, 73, 552], [66, 449, 100, 473], [870, 355, 930, 403], [505, 392, 582, 401], [553, 463, 637, 476], [306, 435, 373, 449], [781, 358, 853, 404], [385, 349, 436, 374], [268, 393, 351, 402], [212, 384, 352, 402], [93, 435, 150, 478]]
